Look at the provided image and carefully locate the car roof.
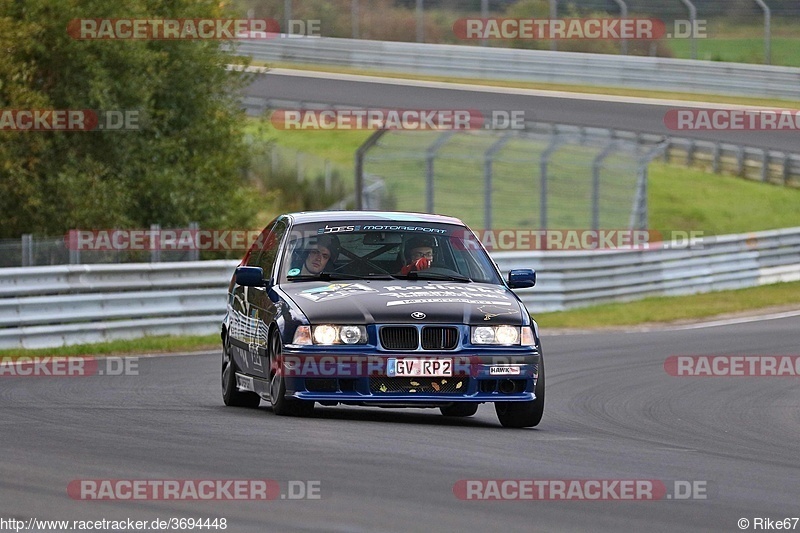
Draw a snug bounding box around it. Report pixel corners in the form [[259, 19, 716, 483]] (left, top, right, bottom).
[[285, 211, 466, 226]]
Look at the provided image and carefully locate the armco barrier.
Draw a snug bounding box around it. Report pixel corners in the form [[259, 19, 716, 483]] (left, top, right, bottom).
[[501, 227, 800, 311], [237, 37, 800, 100], [1, 228, 799, 349], [0, 260, 238, 350]]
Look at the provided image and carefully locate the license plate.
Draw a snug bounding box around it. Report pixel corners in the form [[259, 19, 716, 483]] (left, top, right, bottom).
[[387, 358, 453, 377]]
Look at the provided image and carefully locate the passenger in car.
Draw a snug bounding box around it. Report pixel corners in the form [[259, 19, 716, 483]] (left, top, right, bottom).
[[399, 235, 436, 275]]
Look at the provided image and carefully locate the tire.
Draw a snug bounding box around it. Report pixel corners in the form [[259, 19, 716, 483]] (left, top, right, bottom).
[[269, 330, 315, 417], [221, 337, 261, 408], [495, 354, 545, 428], [440, 402, 479, 417]]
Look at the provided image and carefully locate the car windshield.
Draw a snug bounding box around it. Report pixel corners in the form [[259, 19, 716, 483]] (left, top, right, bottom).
[[278, 221, 502, 284]]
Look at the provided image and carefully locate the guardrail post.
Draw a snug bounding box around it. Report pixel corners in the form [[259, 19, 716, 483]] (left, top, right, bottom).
[[540, 135, 565, 230], [781, 153, 788, 185], [284, 0, 292, 34], [355, 129, 389, 210], [481, 0, 488, 47], [761, 150, 769, 182], [612, 0, 628, 55], [631, 142, 668, 230], [754, 0, 771, 65], [189, 222, 200, 262], [21, 234, 33, 267], [425, 131, 455, 214], [352, 0, 359, 39], [686, 138, 695, 166], [736, 145, 745, 176], [150, 224, 161, 263], [69, 235, 80, 265], [679, 0, 698, 59], [712, 142, 721, 173], [484, 133, 513, 232], [416, 0, 424, 43], [112, 227, 121, 264], [592, 142, 618, 231]]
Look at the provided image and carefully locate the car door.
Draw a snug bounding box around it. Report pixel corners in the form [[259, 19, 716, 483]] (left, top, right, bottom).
[[239, 218, 288, 378]]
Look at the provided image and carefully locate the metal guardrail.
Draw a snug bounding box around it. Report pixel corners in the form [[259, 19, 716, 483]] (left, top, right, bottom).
[[501, 226, 800, 312], [237, 37, 800, 100], [0, 261, 238, 350], [2, 228, 799, 350]]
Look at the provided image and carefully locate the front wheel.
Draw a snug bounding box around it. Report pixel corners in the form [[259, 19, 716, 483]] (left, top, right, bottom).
[[495, 355, 545, 428], [221, 337, 261, 408], [269, 330, 315, 417]]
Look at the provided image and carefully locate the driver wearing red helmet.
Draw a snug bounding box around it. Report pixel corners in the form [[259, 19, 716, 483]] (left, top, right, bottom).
[[399, 235, 435, 275]]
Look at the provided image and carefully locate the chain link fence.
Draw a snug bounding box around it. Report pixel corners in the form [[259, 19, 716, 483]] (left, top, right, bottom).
[[0, 224, 202, 269], [356, 123, 667, 232], [0, 143, 351, 268]]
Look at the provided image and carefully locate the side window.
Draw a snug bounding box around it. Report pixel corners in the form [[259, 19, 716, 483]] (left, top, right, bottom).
[[245, 218, 277, 267], [252, 220, 288, 279]]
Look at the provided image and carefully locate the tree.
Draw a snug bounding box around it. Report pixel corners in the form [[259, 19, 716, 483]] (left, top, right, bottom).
[[0, 0, 257, 237]]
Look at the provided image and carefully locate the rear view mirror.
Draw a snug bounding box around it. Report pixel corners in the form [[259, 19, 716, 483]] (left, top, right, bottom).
[[508, 269, 536, 289], [235, 266, 266, 287]]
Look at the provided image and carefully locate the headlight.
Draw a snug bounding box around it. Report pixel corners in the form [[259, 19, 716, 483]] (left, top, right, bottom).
[[495, 325, 519, 344], [471, 325, 521, 345], [309, 325, 367, 345], [313, 325, 338, 345], [339, 325, 364, 344]]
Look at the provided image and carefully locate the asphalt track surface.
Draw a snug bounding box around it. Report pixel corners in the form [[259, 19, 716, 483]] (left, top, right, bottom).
[[2, 315, 799, 532], [245, 70, 800, 152]]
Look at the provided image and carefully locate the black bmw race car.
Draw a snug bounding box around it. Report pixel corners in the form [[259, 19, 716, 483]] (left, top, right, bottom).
[[221, 211, 544, 428]]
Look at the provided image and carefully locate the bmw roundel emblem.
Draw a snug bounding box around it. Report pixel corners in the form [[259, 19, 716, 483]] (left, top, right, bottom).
[[411, 312, 426, 320]]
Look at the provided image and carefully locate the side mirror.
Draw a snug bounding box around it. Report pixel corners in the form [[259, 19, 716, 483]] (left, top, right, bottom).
[[235, 266, 266, 287], [508, 269, 536, 289]]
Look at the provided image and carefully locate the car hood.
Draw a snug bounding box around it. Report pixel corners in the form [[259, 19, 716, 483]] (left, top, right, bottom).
[[279, 280, 526, 324]]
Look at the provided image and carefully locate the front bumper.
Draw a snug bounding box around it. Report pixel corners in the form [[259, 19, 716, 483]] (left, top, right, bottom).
[[280, 351, 541, 404]]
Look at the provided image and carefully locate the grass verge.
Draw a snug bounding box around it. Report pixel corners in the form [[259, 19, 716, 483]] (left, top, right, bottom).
[[534, 281, 800, 329], [0, 335, 219, 358], [248, 119, 800, 236]]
